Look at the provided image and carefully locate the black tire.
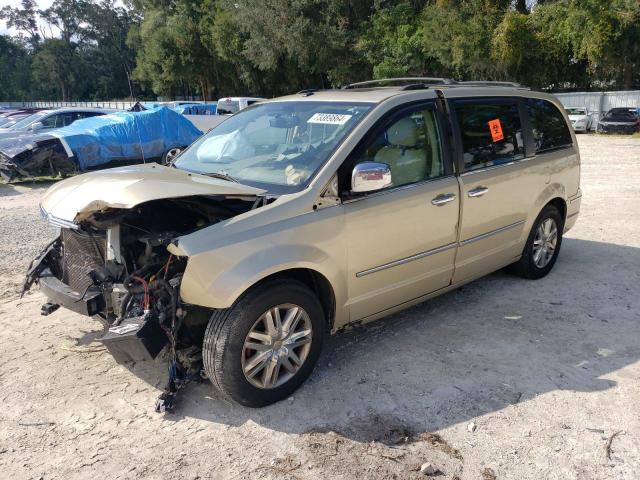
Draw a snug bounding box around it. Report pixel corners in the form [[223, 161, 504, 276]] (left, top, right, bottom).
[[509, 204, 564, 279], [202, 279, 325, 407]]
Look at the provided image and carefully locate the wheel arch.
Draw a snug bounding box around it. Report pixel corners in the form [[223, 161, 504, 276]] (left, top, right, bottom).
[[238, 268, 337, 331], [546, 196, 567, 223], [533, 183, 567, 224]]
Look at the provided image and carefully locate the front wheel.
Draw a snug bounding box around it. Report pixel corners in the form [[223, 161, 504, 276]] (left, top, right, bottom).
[[161, 147, 182, 165], [509, 204, 564, 279], [202, 279, 325, 407]]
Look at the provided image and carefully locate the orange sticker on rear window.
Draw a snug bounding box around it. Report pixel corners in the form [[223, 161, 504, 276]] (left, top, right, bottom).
[[488, 119, 504, 142]]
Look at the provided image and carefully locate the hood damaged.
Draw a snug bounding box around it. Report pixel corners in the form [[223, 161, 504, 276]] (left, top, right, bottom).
[[40, 163, 265, 224]]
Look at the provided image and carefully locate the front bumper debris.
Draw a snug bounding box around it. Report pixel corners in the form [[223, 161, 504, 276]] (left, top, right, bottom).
[[38, 269, 105, 316]]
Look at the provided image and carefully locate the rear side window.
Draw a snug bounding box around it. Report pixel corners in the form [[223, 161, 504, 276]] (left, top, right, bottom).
[[454, 101, 524, 171], [526, 98, 572, 153]]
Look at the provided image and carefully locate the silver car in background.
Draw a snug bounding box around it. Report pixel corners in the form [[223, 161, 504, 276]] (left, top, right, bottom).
[[0, 108, 111, 141]]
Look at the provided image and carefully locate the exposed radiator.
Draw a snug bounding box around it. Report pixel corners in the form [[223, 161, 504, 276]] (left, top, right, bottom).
[[61, 228, 106, 292]]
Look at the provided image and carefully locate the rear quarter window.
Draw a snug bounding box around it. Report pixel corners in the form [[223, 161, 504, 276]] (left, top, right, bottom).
[[526, 98, 572, 153]]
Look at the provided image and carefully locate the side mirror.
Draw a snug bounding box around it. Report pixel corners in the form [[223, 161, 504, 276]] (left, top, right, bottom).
[[351, 162, 392, 193], [30, 121, 44, 131]]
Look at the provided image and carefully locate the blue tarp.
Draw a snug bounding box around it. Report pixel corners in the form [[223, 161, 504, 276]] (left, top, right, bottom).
[[174, 103, 217, 115], [51, 107, 202, 170]]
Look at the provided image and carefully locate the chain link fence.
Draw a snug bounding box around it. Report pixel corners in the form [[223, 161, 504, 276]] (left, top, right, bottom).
[[2, 100, 140, 110]]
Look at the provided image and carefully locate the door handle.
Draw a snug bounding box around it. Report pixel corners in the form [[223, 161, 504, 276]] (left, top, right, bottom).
[[431, 193, 456, 206], [468, 186, 489, 198]]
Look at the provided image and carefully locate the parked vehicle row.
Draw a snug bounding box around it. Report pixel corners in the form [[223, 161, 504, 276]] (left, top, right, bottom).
[[564, 105, 639, 134], [0, 96, 269, 181], [0, 107, 202, 181], [0, 107, 111, 141], [23, 79, 581, 411]]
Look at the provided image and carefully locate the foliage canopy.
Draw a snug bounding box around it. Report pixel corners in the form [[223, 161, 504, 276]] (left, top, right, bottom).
[[1, 0, 639, 101]]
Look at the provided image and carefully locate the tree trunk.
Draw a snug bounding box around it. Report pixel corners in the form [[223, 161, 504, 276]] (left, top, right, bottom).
[[623, 66, 632, 90]]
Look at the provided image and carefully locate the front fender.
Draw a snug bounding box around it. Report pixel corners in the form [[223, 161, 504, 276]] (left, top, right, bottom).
[[174, 205, 348, 324], [179, 244, 347, 310]]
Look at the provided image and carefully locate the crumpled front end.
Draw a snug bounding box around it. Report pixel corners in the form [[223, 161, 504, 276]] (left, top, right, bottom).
[[0, 135, 76, 182], [25, 191, 261, 358], [22, 164, 268, 411]]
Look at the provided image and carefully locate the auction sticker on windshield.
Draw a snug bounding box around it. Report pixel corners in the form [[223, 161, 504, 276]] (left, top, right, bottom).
[[307, 113, 353, 125]]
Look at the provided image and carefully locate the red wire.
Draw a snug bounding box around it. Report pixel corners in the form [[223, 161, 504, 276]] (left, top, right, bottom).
[[164, 254, 173, 278], [132, 275, 149, 310]]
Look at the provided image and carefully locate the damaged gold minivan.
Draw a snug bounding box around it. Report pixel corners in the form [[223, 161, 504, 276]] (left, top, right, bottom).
[[24, 79, 581, 410]]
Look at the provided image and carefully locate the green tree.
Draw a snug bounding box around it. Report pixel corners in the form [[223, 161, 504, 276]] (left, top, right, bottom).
[[421, 0, 511, 80], [207, 0, 372, 92], [563, 0, 640, 89], [357, 1, 428, 79], [0, 0, 41, 47], [0, 35, 32, 100], [81, 0, 139, 99], [31, 38, 86, 100]]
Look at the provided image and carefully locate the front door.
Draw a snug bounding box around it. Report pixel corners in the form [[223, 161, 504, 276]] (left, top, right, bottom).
[[342, 102, 460, 321]]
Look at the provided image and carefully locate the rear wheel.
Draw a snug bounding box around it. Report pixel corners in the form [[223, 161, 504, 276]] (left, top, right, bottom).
[[202, 279, 325, 407], [509, 204, 563, 279]]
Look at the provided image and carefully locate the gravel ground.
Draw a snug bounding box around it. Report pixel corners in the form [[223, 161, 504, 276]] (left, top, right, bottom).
[[0, 134, 638, 480]]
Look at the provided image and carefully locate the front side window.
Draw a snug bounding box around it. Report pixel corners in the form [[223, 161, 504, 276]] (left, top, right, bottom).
[[527, 98, 572, 153], [174, 101, 373, 194], [351, 105, 445, 188], [78, 112, 103, 120], [454, 101, 524, 171]]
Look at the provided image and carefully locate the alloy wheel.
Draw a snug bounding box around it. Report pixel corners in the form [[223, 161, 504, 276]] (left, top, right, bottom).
[[532, 218, 558, 268], [241, 304, 313, 389], [164, 147, 181, 164]]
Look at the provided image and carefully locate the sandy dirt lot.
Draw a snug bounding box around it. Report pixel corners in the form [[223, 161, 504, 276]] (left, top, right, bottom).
[[0, 135, 638, 480]]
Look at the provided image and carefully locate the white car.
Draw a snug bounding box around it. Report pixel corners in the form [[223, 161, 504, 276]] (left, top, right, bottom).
[[565, 107, 592, 133], [216, 97, 265, 115]]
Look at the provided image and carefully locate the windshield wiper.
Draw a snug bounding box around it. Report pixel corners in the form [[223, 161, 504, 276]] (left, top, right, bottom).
[[203, 171, 239, 183]]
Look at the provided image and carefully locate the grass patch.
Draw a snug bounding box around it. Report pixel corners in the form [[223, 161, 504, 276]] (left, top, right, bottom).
[[1, 174, 65, 186]]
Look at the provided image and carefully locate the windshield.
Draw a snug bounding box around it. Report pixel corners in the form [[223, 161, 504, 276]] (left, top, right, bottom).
[[566, 108, 586, 115], [604, 108, 637, 120], [175, 101, 373, 194], [8, 112, 46, 130]]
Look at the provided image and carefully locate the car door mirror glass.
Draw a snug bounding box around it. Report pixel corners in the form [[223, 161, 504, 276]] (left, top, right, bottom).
[[351, 162, 392, 193]]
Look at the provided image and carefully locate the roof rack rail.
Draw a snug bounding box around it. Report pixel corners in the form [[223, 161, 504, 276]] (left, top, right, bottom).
[[456, 81, 527, 88], [342, 77, 455, 89]]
